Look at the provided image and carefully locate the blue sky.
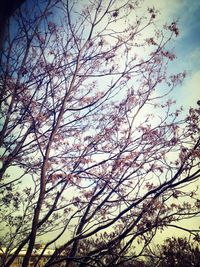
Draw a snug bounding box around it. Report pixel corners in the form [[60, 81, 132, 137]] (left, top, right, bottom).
[[19, 0, 200, 111], [150, 0, 200, 110], [170, 1, 200, 71]]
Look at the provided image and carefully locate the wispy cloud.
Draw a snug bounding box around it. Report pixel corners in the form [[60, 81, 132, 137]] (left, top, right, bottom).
[[181, 70, 200, 107]]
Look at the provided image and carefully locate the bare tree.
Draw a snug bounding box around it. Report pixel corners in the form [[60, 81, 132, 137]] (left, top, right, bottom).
[[0, 0, 200, 266]]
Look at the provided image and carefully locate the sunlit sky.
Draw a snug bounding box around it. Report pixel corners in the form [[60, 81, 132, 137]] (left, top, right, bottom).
[[2, 0, 200, 248]]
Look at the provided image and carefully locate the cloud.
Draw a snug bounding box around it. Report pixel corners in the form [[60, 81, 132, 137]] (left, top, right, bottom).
[[179, 70, 200, 108], [189, 47, 200, 65], [151, 0, 200, 19], [149, 0, 200, 41]]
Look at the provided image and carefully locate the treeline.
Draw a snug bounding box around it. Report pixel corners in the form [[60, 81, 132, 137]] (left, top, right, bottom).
[[118, 237, 200, 267]]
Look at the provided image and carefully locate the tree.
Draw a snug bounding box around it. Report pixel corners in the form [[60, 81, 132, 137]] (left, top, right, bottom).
[[0, 0, 200, 266], [144, 236, 200, 267]]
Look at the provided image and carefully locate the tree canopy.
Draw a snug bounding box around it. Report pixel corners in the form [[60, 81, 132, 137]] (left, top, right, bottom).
[[0, 0, 200, 266]]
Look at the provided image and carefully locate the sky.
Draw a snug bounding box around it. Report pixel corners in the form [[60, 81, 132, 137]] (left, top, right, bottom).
[[149, 0, 200, 110], [1, 0, 200, 249], [141, 0, 200, 243]]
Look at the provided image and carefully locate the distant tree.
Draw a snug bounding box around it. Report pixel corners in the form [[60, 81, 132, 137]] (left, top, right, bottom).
[[145, 236, 200, 267], [0, 0, 200, 266]]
